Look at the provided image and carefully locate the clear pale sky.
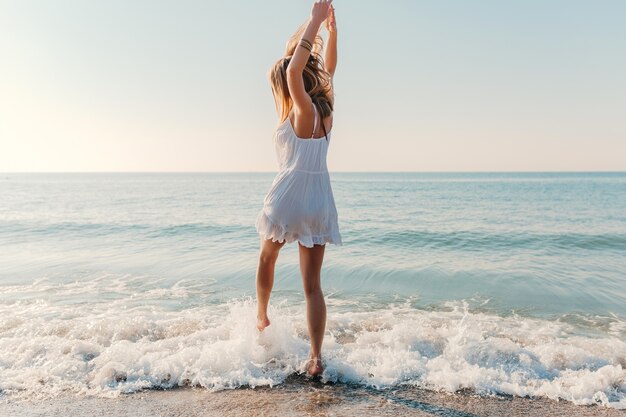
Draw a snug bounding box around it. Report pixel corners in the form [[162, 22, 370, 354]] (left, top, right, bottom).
[[1, 0, 625, 172]]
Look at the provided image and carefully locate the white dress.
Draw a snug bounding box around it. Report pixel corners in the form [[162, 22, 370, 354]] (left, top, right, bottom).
[[255, 105, 342, 248]]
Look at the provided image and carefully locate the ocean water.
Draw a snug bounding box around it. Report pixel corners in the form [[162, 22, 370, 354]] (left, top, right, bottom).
[[0, 172, 625, 408]]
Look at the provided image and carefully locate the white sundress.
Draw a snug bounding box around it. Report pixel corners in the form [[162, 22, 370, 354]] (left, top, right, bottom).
[[255, 105, 342, 248]]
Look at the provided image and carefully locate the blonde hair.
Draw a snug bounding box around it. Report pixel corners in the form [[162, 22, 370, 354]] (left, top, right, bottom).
[[269, 23, 334, 123]]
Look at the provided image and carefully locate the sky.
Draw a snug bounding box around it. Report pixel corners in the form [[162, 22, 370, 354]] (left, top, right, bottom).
[[1, 0, 625, 172]]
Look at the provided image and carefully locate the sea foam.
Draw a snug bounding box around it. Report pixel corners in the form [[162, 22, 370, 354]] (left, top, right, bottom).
[[1, 296, 624, 409]]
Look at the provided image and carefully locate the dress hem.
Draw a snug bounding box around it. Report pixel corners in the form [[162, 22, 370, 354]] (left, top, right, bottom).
[[255, 209, 343, 249]]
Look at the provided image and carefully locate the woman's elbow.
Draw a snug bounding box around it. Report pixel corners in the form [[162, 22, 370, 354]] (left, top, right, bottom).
[[286, 63, 303, 75]]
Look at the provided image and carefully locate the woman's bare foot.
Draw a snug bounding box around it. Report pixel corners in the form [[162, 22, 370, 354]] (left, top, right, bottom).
[[306, 355, 323, 377], [257, 315, 271, 331]]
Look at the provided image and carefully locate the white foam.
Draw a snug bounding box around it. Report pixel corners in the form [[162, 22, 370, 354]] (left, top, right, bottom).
[[0, 297, 624, 409]]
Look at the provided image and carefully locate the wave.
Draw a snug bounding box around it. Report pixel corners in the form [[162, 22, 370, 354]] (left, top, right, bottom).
[[370, 229, 626, 251], [0, 297, 623, 409], [0, 221, 247, 239], [3, 220, 626, 252]]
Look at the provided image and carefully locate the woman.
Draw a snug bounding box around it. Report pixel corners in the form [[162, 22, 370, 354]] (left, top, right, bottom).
[[254, 0, 341, 378]]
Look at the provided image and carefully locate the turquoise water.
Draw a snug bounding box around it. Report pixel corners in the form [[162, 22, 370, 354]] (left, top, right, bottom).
[[1, 172, 625, 407]]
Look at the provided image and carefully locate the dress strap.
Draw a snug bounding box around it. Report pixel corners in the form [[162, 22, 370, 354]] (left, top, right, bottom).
[[311, 103, 318, 139]]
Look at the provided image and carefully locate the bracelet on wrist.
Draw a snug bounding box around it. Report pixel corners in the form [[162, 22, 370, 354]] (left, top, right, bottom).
[[299, 39, 312, 52]]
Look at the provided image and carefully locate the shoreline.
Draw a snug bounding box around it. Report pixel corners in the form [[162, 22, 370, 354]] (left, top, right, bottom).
[[3, 378, 622, 417]]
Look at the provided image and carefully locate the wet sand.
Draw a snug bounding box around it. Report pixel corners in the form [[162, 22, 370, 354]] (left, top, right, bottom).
[[3, 376, 623, 417]]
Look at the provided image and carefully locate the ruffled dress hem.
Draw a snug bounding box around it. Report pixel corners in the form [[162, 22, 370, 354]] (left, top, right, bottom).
[[255, 209, 342, 249]]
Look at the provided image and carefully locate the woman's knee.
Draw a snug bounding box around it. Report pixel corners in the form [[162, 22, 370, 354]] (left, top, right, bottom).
[[259, 240, 284, 265], [259, 250, 280, 265], [302, 277, 322, 297]]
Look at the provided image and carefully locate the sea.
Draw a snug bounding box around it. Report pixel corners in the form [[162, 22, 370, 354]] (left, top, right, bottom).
[[0, 172, 624, 409]]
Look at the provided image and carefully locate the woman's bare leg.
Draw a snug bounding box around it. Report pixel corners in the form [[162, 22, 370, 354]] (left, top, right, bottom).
[[256, 236, 286, 331], [298, 242, 326, 376]]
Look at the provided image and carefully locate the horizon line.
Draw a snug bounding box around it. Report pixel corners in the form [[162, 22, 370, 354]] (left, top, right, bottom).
[[2, 171, 626, 174]]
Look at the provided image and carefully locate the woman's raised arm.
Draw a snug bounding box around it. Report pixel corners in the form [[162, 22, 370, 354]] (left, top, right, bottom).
[[324, 5, 337, 77], [286, 0, 333, 114]]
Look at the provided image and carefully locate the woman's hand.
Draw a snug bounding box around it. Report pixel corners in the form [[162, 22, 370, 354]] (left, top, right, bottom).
[[311, 0, 333, 26], [325, 5, 337, 34]]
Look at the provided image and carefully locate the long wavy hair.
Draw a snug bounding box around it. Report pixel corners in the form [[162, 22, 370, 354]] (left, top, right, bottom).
[[268, 23, 334, 124]]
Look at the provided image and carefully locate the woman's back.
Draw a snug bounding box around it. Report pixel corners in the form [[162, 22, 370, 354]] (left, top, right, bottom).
[[289, 106, 333, 140], [273, 104, 333, 174]]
